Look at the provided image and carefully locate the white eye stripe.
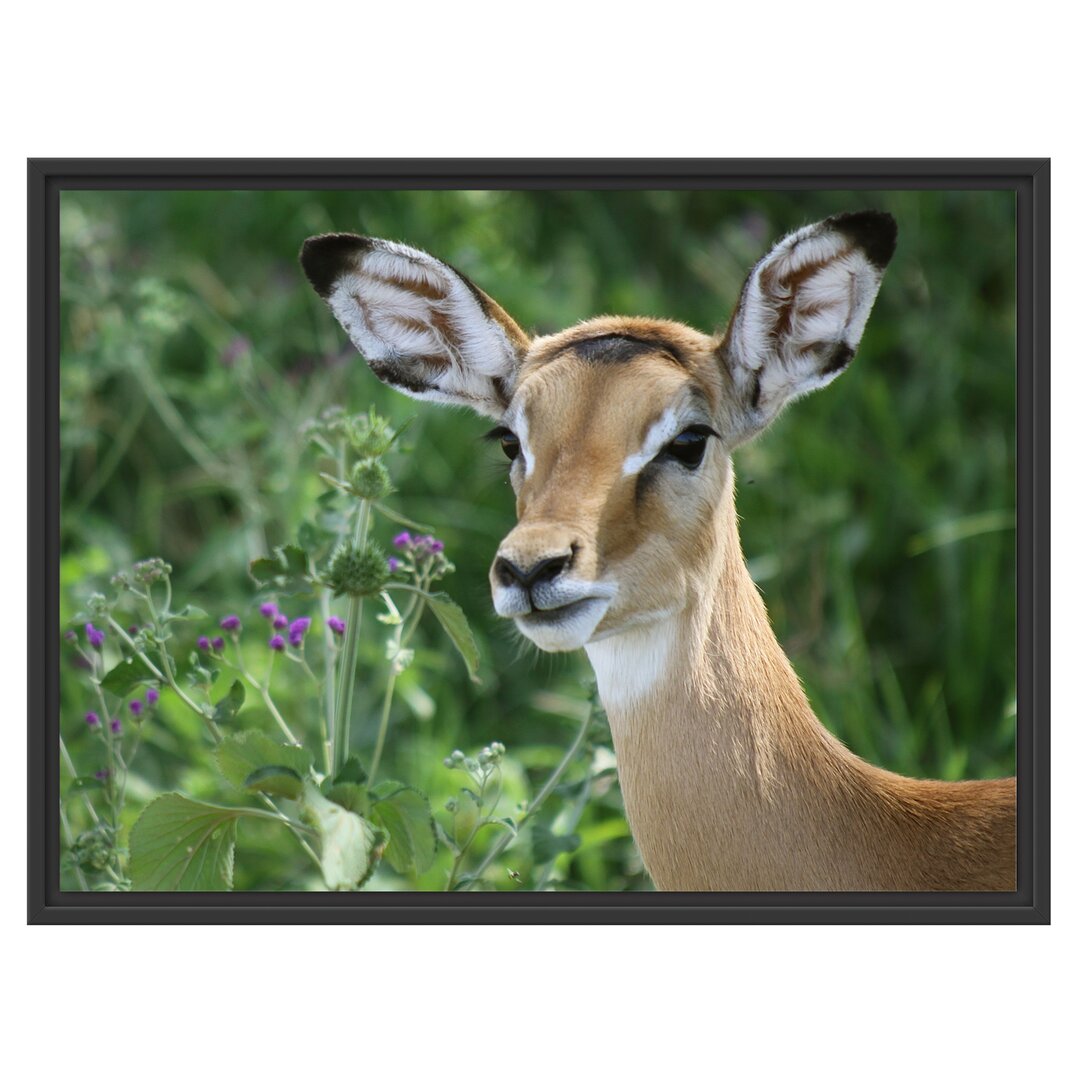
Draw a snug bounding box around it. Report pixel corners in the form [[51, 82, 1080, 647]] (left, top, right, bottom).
[[622, 409, 680, 476], [505, 406, 535, 477]]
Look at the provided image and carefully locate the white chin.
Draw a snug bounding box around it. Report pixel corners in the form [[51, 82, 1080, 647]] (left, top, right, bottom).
[[513, 598, 610, 653]]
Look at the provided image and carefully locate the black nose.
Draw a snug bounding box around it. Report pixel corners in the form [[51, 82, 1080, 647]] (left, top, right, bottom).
[[494, 552, 572, 590]]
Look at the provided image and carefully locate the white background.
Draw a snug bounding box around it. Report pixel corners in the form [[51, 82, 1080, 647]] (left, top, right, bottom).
[[3, 3, 1072, 1075]]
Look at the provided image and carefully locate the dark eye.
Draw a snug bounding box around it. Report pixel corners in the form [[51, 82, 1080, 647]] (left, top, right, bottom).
[[499, 431, 520, 461], [661, 426, 714, 469]]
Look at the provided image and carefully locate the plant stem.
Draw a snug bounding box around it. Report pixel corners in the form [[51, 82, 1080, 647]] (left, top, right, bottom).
[[228, 649, 302, 746], [106, 617, 222, 741], [316, 568, 337, 775], [366, 593, 424, 788], [59, 802, 89, 891], [252, 793, 323, 872], [331, 499, 371, 777], [59, 733, 99, 824], [456, 706, 592, 891]]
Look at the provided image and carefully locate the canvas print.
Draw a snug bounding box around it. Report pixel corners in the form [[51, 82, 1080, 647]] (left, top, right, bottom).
[[58, 188, 1017, 893]]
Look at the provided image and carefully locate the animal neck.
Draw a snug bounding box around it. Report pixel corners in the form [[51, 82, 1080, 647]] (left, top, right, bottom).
[[585, 484, 930, 890]]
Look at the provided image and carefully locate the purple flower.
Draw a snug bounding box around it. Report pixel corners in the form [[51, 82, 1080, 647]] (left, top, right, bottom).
[[128, 625, 139, 635], [94, 768, 110, 782], [85, 711, 100, 728], [430, 539, 445, 554], [327, 616, 346, 636], [129, 700, 142, 717], [220, 614, 242, 632], [85, 623, 105, 650], [145, 687, 160, 707], [197, 635, 211, 651], [211, 636, 225, 653], [387, 557, 401, 573], [259, 602, 278, 619], [110, 717, 122, 735], [393, 531, 412, 548], [272, 613, 288, 630], [287, 617, 311, 647], [268, 634, 286, 652], [64, 629, 77, 643]]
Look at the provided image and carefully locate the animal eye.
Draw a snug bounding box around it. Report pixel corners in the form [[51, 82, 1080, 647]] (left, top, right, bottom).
[[661, 426, 714, 469], [499, 432, 520, 461]]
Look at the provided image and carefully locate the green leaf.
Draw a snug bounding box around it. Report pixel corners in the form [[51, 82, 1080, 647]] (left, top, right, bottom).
[[249, 544, 312, 596], [426, 592, 481, 683], [167, 604, 208, 622], [215, 730, 313, 792], [99, 656, 155, 697], [128, 795, 239, 891], [300, 783, 379, 891], [212, 679, 246, 724], [371, 502, 434, 533], [318, 472, 357, 496], [334, 754, 368, 786], [243, 764, 304, 800], [369, 781, 437, 875], [322, 781, 369, 815]]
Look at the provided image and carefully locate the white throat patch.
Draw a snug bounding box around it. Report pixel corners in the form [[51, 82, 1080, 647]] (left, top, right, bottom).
[[585, 619, 678, 715]]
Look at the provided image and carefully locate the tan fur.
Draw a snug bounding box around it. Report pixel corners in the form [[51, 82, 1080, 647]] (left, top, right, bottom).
[[502, 327, 1016, 891], [303, 221, 1017, 892]]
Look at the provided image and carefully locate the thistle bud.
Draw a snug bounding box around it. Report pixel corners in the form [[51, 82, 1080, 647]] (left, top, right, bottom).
[[350, 458, 393, 500], [324, 541, 390, 597]]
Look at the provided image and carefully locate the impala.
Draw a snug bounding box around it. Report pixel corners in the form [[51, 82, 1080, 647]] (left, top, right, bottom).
[[300, 211, 1016, 891]]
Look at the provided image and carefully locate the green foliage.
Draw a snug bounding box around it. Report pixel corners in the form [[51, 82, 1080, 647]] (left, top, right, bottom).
[[211, 679, 247, 725], [249, 545, 311, 597], [425, 594, 481, 683], [300, 783, 380, 891], [128, 795, 239, 891], [100, 655, 156, 697], [369, 782, 437, 875], [216, 731, 313, 795]]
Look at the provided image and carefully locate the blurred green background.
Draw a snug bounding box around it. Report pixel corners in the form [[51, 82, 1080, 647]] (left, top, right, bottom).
[[59, 188, 1016, 891]]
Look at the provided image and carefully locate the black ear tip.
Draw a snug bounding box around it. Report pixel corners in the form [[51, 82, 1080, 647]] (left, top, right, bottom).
[[299, 233, 372, 297], [827, 210, 898, 270]]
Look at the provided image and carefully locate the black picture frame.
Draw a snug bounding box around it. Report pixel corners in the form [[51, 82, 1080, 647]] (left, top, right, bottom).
[[28, 158, 1050, 924]]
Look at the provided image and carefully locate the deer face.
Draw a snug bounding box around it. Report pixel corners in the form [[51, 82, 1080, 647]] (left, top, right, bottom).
[[485, 320, 734, 651], [301, 212, 896, 653]]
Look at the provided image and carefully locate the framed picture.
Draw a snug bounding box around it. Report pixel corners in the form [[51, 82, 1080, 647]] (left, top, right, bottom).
[[29, 159, 1049, 923]]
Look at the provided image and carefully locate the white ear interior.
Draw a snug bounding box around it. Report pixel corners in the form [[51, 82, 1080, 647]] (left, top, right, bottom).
[[724, 216, 892, 425], [314, 237, 526, 418]]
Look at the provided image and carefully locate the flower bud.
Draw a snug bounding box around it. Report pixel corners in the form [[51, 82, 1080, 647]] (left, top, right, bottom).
[[342, 409, 395, 459], [350, 458, 393, 500], [133, 557, 172, 585], [324, 541, 390, 597], [87, 594, 112, 617]]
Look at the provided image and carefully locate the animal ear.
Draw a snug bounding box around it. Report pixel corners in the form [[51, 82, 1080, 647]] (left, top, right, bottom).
[[300, 234, 530, 419], [717, 210, 897, 442]]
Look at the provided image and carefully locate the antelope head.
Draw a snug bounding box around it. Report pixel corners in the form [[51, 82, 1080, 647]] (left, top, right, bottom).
[[300, 212, 897, 655]]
